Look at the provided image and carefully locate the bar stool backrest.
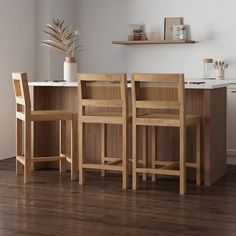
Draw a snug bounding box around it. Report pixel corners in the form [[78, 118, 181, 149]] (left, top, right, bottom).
[[78, 73, 128, 118], [12, 73, 31, 118], [131, 73, 185, 124]]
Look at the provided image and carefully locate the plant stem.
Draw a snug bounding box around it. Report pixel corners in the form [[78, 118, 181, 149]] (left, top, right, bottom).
[[72, 33, 76, 57]]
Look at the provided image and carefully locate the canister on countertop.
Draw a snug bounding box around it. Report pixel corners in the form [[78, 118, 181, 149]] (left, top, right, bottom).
[[203, 58, 214, 79]]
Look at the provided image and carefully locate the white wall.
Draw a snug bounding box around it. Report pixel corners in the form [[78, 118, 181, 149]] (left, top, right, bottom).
[[0, 0, 36, 160], [125, 0, 236, 79], [76, 0, 236, 80], [36, 0, 127, 76], [76, 0, 127, 73]]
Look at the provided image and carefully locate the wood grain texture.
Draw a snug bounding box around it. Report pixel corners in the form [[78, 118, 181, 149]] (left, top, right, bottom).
[[78, 73, 129, 189], [131, 73, 201, 194], [12, 73, 78, 182], [185, 88, 226, 185], [30, 86, 226, 186], [0, 158, 236, 236]]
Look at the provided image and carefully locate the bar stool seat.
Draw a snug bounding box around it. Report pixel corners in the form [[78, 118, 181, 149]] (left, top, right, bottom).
[[137, 114, 200, 126], [12, 72, 78, 183], [30, 110, 75, 121], [84, 112, 132, 124]]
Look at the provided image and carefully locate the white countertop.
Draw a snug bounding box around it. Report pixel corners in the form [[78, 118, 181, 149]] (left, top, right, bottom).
[[29, 79, 233, 89], [29, 81, 78, 87]]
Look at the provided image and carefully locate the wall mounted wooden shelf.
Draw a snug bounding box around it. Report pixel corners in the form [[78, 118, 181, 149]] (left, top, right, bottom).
[[112, 40, 196, 45]]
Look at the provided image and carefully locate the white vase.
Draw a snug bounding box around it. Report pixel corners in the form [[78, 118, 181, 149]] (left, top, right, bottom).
[[64, 57, 77, 82]]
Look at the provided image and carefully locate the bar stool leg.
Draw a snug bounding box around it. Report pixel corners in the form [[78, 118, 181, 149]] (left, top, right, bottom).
[[79, 122, 85, 185], [151, 126, 157, 182], [59, 120, 66, 173], [132, 123, 137, 190], [179, 126, 186, 195], [71, 115, 78, 180], [16, 118, 23, 175], [142, 126, 148, 182], [196, 122, 201, 186], [122, 122, 128, 189], [24, 118, 31, 183], [101, 124, 106, 177]]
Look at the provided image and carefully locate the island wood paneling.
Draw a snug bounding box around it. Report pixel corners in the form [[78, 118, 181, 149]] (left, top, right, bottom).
[[29, 86, 226, 186]]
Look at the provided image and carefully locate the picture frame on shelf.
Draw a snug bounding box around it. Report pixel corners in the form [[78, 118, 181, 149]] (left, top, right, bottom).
[[164, 17, 183, 40]]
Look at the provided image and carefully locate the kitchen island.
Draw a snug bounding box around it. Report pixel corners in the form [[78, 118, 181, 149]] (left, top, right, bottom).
[[29, 79, 228, 186]]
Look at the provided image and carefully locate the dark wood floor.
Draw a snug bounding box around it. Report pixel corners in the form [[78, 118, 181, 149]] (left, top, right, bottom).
[[1, 158, 236, 236]]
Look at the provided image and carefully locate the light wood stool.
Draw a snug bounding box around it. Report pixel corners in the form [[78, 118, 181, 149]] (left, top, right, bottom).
[[78, 73, 129, 189], [131, 73, 201, 194], [12, 73, 78, 183]]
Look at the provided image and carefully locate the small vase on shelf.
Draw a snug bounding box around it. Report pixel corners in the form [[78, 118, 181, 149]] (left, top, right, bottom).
[[64, 57, 77, 82]]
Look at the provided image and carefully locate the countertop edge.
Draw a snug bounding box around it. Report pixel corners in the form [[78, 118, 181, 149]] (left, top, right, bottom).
[[29, 78, 236, 89]]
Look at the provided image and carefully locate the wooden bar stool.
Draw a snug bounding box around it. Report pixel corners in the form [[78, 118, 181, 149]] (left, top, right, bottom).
[[12, 73, 78, 183], [78, 73, 129, 189], [131, 73, 201, 194]]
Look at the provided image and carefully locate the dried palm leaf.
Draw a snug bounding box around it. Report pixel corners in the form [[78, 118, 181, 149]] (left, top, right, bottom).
[[41, 18, 80, 58], [41, 40, 65, 52], [46, 24, 60, 34], [43, 31, 63, 43]]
